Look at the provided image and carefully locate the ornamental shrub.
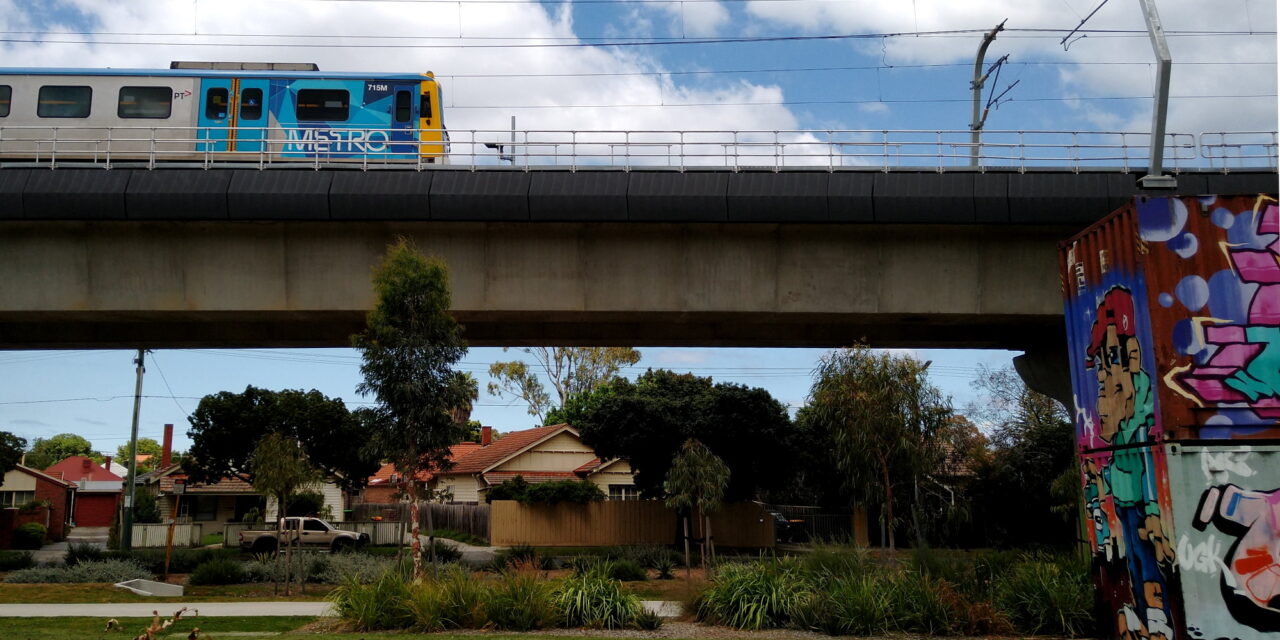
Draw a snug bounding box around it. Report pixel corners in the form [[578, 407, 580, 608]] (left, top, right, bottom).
[[0, 551, 34, 571], [3, 558, 150, 583], [187, 558, 248, 585], [485, 476, 604, 505], [555, 572, 639, 629], [12, 523, 46, 550]]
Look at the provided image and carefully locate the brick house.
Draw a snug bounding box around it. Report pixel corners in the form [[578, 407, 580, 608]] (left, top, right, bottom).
[[0, 464, 76, 546], [356, 425, 637, 506], [44, 456, 123, 527]]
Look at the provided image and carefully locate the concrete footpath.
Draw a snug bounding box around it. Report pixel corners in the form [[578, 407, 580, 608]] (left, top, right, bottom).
[[0, 600, 681, 618]]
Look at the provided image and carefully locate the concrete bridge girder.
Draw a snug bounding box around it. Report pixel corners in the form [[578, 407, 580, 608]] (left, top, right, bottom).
[[0, 220, 1073, 349]]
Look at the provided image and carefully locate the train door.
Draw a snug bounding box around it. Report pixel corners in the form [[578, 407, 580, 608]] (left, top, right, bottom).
[[233, 78, 270, 153], [197, 78, 232, 152], [390, 83, 418, 156]]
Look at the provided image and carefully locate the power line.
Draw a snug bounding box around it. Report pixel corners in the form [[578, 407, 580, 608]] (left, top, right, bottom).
[[445, 93, 1276, 109], [0, 29, 1268, 50]]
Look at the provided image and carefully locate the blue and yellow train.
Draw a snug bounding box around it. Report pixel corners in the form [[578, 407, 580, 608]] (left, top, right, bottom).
[[0, 62, 447, 162]]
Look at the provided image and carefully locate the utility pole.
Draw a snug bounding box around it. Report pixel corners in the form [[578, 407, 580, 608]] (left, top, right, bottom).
[[1137, 0, 1176, 188], [120, 349, 146, 551], [969, 20, 1006, 166]]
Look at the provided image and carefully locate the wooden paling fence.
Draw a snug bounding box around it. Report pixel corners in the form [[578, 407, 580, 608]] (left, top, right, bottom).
[[131, 523, 204, 548], [351, 502, 490, 541], [489, 500, 775, 548]]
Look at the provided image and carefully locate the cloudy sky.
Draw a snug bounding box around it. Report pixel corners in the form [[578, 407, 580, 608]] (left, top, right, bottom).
[[0, 0, 1275, 455]]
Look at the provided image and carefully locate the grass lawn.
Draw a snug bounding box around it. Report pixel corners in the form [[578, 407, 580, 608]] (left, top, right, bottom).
[[0, 583, 334, 604], [2, 616, 314, 640], [199, 532, 225, 547]]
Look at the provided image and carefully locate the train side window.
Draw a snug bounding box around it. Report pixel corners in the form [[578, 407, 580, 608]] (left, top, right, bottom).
[[419, 92, 432, 121], [0, 86, 10, 117], [205, 88, 229, 120], [37, 85, 92, 118], [118, 86, 172, 119], [296, 89, 349, 121], [240, 88, 263, 120], [394, 90, 411, 123]]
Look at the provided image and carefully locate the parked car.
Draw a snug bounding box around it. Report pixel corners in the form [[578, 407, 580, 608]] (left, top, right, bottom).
[[766, 509, 807, 543], [238, 517, 368, 553]]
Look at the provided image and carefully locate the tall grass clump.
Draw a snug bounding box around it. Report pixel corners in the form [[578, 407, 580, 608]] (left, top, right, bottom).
[[491, 543, 551, 571], [486, 572, 559, 630], [437, 566, 489, 628], [555, 571, 640, 629], [995, 555, 1093, 637], [329, 570, 414, 631], [698, 560, 812, 630], [794, 574, 891, 636], [799, 543, 872, 578], [887, 571, 960, 635]]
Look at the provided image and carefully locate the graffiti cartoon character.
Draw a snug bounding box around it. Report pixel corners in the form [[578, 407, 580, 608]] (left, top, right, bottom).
[[1086, 287, 1175, 639]]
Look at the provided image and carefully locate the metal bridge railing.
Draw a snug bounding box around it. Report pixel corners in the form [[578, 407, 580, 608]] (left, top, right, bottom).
[[0, 126, 1273, 172]]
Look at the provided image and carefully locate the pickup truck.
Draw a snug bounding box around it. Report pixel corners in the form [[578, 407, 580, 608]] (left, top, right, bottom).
[[238, 517, 369, 553]]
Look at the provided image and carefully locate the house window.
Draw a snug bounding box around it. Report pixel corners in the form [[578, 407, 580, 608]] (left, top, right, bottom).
[[118, 86, 172, 119], [296, 89, 349, 121], [193, 496, 218, 521], [0, 491, 35, 508], [608, 485, 640, 501], [37, 85, 91, 118]]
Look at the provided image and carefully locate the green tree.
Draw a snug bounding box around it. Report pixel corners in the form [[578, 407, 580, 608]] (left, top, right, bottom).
[[664, 439, 729, 574], [353, 238, 471, 580], [488, 347, 640, 423], [25, 433, 97, 470], [116, 437, 162, 473], [250, 433, 317, 524], [561, 369, 796, 500], [0, 432, 27, 485], [184, 386, 379, 493], [806, 345, 952, 551], [963, 365, 1076, 548]]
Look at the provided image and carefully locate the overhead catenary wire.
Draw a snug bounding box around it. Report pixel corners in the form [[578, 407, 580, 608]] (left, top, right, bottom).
[[0, 28, 1270, 50]]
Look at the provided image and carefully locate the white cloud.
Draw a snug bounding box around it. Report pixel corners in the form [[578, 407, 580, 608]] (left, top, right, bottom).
[[744, 0, 1278, 133], [0, 0, 795, 143], [661, 1, 731, 38]]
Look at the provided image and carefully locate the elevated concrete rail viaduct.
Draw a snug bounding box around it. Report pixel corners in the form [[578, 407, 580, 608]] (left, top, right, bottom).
[[1, 167, 1276, 399]]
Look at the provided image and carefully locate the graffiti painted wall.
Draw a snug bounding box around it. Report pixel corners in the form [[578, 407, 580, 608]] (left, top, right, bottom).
[[1063, 194, 1279, 640], [1169, 445, 1280, 640]]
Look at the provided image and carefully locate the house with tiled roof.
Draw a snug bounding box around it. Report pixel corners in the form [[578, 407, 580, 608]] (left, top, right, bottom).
[[44, 456, 123, 527], [362, 442, 483, 503], [1, 464, 76, 545], [432, 424, 636, 503]]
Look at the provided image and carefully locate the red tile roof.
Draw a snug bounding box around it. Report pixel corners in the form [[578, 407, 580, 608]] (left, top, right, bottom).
[[160, 472, 257, 494], [573, 458, 604, 474], [45, 456, 123, 483], [441, 425, 574, 475], [366, 442, 485, 485]]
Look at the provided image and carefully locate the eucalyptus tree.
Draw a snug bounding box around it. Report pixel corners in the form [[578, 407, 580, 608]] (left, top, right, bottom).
[[353, 238, 471, 580], [806, 345, 952, 551], [488, 347, 641, 423], [664, 438, 730, 575]]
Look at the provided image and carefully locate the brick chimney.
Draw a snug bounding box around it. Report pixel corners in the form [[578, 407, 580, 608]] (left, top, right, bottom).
[[161, 423, 174, 468], [481, 426, 492, 446], [103, 456, 112, 471]]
